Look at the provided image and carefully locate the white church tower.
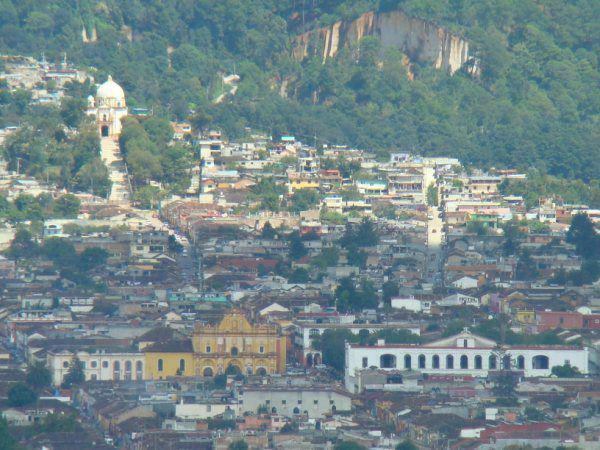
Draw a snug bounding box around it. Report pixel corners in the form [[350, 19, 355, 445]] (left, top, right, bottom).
[[87, 75, 128, 137]]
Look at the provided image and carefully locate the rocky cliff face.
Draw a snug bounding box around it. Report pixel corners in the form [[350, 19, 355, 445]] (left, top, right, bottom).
[[292, 10, 478, 75]]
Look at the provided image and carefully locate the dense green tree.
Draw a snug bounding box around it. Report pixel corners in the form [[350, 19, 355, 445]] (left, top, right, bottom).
[[261, 222, 277, 239], [313, 329, 357, 373], [567, 214, 600, 259], [288, 267, 310, 283], [551, 363, 582, 378], [7, 229, 39, 259], [382, 280, 399, 305], [289, 189, 320, 212], [53, 194, 80, 218], [288, 230, 308, 260], [395, 441, 418, 450], [0, 416, 15, 450], [311, 246, 339, 269], [79, 247, 109, 271], [335, 276, 377, 312], [8, 382, 38, 406], [26, 361, 51, 391], [61, 357, 85, 389]]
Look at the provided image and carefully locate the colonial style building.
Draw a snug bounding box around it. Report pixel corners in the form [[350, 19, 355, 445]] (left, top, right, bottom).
[[86, 75, 128, 137], [192, 310, 286, 377], [47, 349, 144, 386], [344, 330, 590, 393], [144, 310, 286, 379]]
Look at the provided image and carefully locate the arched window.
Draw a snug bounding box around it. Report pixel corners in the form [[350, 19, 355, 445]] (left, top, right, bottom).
[[157, 358, 163, 372], [179, 359, 186, 373], [231, 347, 239, 357], [293, 407, 300, 414], [460, 355, 468, 369], [446, 355, 454, 369], [136, 361, 143, 380], [404, 354, 412, 369], [203, 367, 213, 377], [532, 355, 549, 370], [502, 355, 511, 370], [256, 367, 267, 376], [380, 354, 397, 368], [271, 407, 277, 414], [488, 355, 497, 369], [124, 360, 132, 380], [113, 361, 120, 371], [517, 355, 525, 370], [474, 355, 482, 369], [432, 355, 440, 369], [418, 354, 426, 369]]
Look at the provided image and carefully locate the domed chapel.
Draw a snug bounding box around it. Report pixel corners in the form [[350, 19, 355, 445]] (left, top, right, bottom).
[[86, 75, 128, 137]]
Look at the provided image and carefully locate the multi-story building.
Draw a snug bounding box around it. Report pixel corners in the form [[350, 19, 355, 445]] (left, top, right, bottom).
[[344, 330, 590, 392], [47, 349, 145, 386], [238, 385, 352, 418], [192, 310, 286, 376], [144, 310, 287, 379]]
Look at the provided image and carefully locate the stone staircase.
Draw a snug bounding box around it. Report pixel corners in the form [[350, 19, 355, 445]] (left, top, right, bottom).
[[100, 137, 132, 205]]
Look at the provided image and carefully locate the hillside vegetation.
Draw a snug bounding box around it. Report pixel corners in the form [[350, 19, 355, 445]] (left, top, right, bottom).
[[0, 0, 598, 181]]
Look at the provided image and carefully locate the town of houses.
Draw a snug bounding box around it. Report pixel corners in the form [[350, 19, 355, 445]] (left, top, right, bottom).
[[0, 56, 599, 449]]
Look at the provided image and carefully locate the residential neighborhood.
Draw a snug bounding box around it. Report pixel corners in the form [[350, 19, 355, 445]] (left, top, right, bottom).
[[0, 12, 599, 450]]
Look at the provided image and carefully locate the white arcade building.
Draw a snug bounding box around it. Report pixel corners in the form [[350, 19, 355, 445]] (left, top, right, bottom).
[[86, 75, 128, 137], [344, 329, 590, 393]]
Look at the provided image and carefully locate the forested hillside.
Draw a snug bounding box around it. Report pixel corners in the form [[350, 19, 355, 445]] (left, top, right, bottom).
[[0, 0, 598, 181]]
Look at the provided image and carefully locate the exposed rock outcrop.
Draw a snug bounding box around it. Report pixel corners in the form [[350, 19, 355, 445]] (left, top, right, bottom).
[[81, 25, 97, 43], [292, 10, 479, 75]]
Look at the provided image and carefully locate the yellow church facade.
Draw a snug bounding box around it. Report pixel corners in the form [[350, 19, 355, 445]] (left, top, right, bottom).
[[144, 310, 286, 379]]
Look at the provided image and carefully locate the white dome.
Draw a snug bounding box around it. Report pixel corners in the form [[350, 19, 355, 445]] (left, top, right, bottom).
[[96, 75, 125, 100]]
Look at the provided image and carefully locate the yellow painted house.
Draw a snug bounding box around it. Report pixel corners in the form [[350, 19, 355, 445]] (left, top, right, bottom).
[[143, 310, 286, 379], [144, 340, 195, 380]]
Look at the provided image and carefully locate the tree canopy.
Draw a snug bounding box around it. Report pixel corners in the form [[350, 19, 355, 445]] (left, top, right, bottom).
[[0, 0, 596, 190]]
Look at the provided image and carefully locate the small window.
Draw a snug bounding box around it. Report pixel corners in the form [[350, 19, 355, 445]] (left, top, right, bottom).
[[266, 400, 270, 405], [91, 361, 97, 368], [158, 359, 164, 371], [63, 361, 69, 368], [297, 400, 302, 404], [231, 347, 239, 357], [206, 405, 212, 412], [206, 346, 211, 353], [91, 374, 97, 380], [282, 400, 286, 405], [259, 346, 265, 354], [362, 357, 368, 368], [102, 361, 109, 368], [313, 400, 318, 405], [330, 400, 335, 404]]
